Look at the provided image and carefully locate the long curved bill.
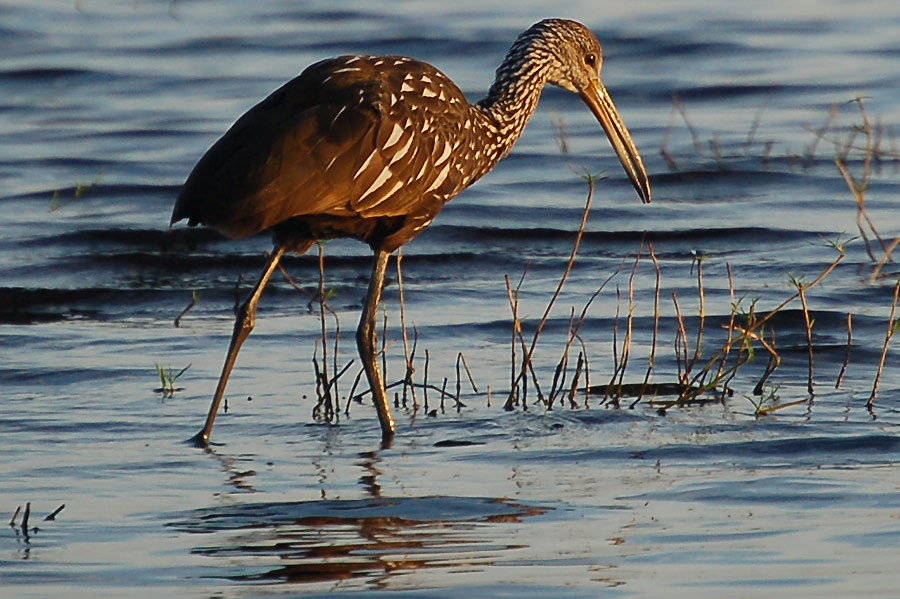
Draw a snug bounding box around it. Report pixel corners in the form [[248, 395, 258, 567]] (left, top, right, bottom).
[[580, 80, 651, 204]]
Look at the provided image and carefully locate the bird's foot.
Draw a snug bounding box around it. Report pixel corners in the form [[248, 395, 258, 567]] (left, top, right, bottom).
[[186, 430, 211, 448]]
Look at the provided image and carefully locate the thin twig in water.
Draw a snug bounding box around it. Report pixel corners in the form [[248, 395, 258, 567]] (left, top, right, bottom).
[[606, 286, 621, 405], [609, 246, 641, 402], [660, 102, 679, 170], [423, 349, 430, 411], [174, 290, 199, 327], [21, 502, 30, 536], [672, 291, 689, 387], [635, 243, 661, 407], [689, 254, 706, 375], [346, 369, 363, 415], [317, 244, 331, 412], [569, 351, 584, 408], [714, 263, 737, 393], [454, 352, 476, 410], [835, 313, 852, 389], [796, 280, 815, 396], [396, 249, 418, 407], [511, 173, 595, 404], [673, 94, 702, 153], [867, 274, 900, 408], [752, 329, 779, 396]]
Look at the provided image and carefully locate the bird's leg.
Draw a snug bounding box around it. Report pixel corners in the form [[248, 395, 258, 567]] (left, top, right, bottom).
[[191, 246, 286, 446], [356, 249, 396, 439]]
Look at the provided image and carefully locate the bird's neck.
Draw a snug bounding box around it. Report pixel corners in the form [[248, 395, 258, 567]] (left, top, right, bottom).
[[474, 44, 553, 162]]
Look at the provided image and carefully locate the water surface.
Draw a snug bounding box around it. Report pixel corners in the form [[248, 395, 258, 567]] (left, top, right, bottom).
[[2, 1, 900, 597]]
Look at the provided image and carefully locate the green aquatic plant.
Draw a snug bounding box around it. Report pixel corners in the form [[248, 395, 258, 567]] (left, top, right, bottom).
[[154, 363, 191, 398], [49, 173, 103, 212], [747, 383, 781, 416]]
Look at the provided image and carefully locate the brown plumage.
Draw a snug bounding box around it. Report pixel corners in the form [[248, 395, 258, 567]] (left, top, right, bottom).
[[173, 18, 651, 445]]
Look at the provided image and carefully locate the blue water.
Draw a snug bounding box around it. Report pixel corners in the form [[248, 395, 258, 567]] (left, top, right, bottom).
[[2, 1, 900, 597]]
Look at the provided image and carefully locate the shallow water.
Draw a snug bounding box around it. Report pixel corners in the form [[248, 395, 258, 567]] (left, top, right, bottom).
[[2, 1, 900, 597]]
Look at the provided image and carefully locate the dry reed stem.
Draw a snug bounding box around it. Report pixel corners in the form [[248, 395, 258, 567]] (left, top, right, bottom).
[[871, 236, 900, 281], [553, 270, 616, 406], [396, 250, 418, 407], [577, 333, 591, 407], [672, 291, 689, 386], [21, 503, 30, 536], [796, 282, 815, 396], [727, 324, 779, 360], [715, 263, 737, 390], [346, 369, 363, 415], [504, 273, 522, 409], [657, 240, 840, 410], [709, 133, 724, 169], [867, 273, 900, 408], [719, 297, 750, 395], [315, 359, 354, 419], [508, 175, 595, 407], [689, 255, 706, 374], [608, 246, 641, 403], [635, 243, 661, 406], [548, 309, 575, 408], [455, 352, 478, 408], [803, 103, 839, 164], [743, 242, 846, 334], [802, 100, 899, 279], [504, 272, 543, 408], [423, 348, 430, 411], [674, 94, 702, 153], [44, 504, 65, 522], [660, 102, 679, 170], [316, 244, 333, 408], [836, 158, 882, 262], [835, 312, 852, 389], [833, 98, 893, 269], [279, 259, 343, 406], [754, 398, 809, 416], [174, 290, 199, 328], [752, 329, 779, 396], [569, 351, 584, 408], [606, 286, 621, 405], [744, 100, 769, 152]]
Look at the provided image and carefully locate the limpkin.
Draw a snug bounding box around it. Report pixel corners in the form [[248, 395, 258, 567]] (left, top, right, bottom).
[[172, 18, 651, 444]]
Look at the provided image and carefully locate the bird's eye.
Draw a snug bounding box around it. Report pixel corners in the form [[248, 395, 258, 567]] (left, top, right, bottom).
[[584, 53, 597, 67]]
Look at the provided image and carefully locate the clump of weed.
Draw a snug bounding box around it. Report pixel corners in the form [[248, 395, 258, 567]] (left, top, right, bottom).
[[154, 363, 191, 398]]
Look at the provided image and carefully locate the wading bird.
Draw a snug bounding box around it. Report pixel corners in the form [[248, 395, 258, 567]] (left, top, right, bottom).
[[172, 18, 651, 445]]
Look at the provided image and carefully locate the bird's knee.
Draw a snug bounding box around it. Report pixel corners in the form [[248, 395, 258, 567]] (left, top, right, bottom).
[[356, 324, 372, 355], [233, 300, 256, 334]]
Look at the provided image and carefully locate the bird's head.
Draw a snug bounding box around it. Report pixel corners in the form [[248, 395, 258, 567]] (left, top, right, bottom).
[[523, 19, 652, 204]]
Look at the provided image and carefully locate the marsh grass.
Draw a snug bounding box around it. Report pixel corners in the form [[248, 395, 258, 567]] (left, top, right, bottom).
[[154, 362, 191, 398], [49, 174, 103, 212], [496, 95, 899, 418], [251, 96, 898, 425]]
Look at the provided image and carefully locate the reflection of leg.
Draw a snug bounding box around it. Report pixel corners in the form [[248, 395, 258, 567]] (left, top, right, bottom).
[[191, 246, 286, 446], [356, 249, 396, 440]]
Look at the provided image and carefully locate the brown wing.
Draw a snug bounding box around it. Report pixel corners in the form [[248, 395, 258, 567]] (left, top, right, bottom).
[[172, 55, 471, 242]]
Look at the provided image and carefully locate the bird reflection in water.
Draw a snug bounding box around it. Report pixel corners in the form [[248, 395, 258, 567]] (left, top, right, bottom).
[[173, 495, 548, 587]]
